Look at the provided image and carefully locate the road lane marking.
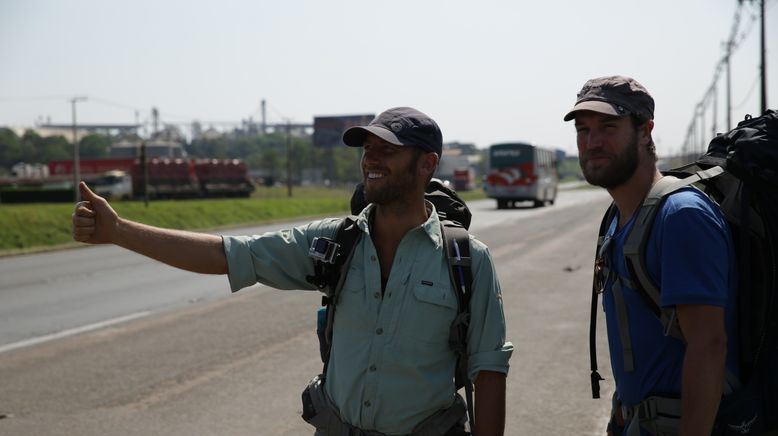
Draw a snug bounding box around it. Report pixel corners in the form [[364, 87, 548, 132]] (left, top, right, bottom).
[[0, 311, 152, 354]]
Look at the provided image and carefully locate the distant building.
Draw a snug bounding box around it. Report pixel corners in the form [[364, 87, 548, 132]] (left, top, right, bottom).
[[35, 123, 141, 141], [110, 139, 187, 158], [436, 142, 481, 183]]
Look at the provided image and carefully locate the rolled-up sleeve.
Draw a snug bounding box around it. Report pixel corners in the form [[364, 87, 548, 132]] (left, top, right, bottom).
[[466, 239, 513, 380], [222, 218, 341, 293]]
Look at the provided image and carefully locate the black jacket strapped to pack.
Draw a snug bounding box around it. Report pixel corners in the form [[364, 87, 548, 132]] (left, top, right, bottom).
[[303, 179, 478, 436]]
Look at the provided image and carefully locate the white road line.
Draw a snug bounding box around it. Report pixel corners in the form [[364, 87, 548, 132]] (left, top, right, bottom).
[[0, 311, 152, 354]]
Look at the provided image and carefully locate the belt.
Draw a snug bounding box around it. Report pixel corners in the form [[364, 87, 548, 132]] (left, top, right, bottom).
[[302, 374, 467, 436], [622, 396, 682, 421], [622, 396, 682, 436]]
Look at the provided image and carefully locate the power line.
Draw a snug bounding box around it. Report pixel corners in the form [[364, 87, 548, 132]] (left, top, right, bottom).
[[732, 73, 762, 110], [681, 1, 762, 156], [0, 95, 71, 102], [88, 96, 142, 112]]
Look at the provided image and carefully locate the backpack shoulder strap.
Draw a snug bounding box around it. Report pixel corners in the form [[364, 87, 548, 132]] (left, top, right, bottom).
[[623, 166, 725, 340], [440, 221, 473, 310], [589, 202, 617, 398], [439, 220, 476, 432], [328, 216, 362, 302], [317, 216, 362, 373]]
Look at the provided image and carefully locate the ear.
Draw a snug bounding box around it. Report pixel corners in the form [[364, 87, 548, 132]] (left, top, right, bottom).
[[419, 152, 439, 178], [639, 119, 655, 146]]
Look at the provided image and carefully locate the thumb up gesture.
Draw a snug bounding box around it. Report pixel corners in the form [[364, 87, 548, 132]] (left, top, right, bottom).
[[72, 181, 119, 244]]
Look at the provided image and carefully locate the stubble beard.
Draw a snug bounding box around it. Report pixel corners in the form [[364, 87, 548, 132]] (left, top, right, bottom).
[[579, 131, 640, 190], [363, 158, 419, 206]]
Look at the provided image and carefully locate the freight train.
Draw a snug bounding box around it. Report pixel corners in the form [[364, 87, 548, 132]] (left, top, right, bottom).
[[47, 157, 255, 199]]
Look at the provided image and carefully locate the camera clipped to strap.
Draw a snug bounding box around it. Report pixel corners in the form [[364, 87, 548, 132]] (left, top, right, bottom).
[[309, 237, 340, 264]]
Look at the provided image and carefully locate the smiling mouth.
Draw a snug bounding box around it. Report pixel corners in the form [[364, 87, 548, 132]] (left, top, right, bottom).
[[365, 171, 386, 180]]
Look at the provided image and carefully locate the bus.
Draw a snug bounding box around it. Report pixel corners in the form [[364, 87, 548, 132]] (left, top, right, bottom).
[[484, 142, 559, 209]]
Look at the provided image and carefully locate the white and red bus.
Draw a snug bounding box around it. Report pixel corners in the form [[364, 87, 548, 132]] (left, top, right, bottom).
[[485, 142, 558, 209]]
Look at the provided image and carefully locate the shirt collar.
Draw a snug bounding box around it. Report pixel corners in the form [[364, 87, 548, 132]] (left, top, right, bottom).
[[354, 201, 444, 249]]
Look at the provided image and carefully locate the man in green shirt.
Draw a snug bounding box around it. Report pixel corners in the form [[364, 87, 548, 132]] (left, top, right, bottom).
[[73, 107, 513, 435]]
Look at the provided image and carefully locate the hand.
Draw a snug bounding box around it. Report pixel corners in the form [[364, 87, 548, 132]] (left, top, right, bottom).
[[72, 181, 119, 244], [607, 400, 625, 435]]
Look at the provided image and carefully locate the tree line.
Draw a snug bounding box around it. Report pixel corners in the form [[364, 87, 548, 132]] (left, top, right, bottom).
[[0, 128, 363, 185], [0, 128, 112, 175]]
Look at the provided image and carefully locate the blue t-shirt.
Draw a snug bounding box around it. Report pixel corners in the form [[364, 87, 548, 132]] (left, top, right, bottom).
[[602, 188, 739, 409]]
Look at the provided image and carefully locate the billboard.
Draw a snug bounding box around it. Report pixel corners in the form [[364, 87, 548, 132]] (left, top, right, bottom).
[[313, 114, 375, 148]]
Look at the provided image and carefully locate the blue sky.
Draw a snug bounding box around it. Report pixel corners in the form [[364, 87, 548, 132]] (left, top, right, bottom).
[[1, 0, 776, 156]]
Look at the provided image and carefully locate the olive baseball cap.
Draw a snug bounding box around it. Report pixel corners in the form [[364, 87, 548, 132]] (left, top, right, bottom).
[[342, 106, 443, 156], [563, 76, 655, 122]]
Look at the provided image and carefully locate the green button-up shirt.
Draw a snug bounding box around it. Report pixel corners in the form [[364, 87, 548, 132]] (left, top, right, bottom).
[[223, 204, 513, 435]]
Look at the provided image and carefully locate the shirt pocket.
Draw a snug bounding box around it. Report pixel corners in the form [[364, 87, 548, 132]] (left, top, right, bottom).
[[398, 283, 458, 346], [341, 262, 365, 293]]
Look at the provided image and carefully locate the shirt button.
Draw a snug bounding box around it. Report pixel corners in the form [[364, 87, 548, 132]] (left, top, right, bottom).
[[364, 400, 371, 407], [373, 292, 380, 299], [370, 255, 377, 261], [375, 328, 383, 335], [369, 364, 377, 372]]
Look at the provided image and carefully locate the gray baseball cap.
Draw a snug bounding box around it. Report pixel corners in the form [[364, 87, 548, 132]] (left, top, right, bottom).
[[563, 76, 655, 122], [342, 107, 443, 156]]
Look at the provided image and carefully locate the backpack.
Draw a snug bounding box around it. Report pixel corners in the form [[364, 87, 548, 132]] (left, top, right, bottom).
[[306, 178, 477, 431], [589, 110, 778, 433]]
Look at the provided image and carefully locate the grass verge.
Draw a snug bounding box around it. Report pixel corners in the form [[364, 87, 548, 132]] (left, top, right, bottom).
[[0, 186, 487, 256]]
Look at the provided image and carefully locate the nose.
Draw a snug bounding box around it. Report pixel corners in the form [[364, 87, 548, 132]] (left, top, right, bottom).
[[578, 128, 604, 153], [362, 148, 381, 166]]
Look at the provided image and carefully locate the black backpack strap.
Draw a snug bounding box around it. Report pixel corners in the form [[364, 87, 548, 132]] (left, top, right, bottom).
[[590, 203, 617, 398], [310, 216, 362, 374], [440, 221, 475, 433]]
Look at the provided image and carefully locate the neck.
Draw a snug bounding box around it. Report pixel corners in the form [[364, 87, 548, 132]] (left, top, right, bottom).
[[372, 196, 429, 241], [608, 164, 662, 226], [370, 195, 429, 283]]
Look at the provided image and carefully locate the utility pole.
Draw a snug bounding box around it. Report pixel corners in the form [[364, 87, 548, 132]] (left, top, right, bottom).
[[759, 0, 767, 113], [70, 96, 87, 202], [726, 51, 732, 130], [712, 83, 718, 138], [698, 113, 704, 154], [261, 99, 267, 135], [286, 120, 293, 197], [152, 107, 159, 138], [742, 0, 768, 113]]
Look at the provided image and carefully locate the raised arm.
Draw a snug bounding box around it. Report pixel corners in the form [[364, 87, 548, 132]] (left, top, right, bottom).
[[72, 181, 227, 274]]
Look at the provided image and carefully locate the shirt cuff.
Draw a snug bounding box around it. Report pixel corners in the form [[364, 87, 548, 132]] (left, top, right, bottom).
[[223, 235, 257, 292], [468, 342, 514, 381]]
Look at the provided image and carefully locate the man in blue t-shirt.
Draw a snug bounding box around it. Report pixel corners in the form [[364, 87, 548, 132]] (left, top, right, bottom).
[[563, 76, 738, 436]]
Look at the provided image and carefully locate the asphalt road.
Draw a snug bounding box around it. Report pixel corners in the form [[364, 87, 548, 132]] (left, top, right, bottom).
[[0, 187, 615, 435]]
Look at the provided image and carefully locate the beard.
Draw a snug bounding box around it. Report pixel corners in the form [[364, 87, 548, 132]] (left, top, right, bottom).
[[363, 157, 420, 206], [579, 131, 640, 189]]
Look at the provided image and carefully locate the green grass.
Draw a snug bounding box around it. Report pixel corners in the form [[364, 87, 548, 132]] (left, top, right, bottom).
[[0, 189, 351, 256], [0, 186, 487, 256]]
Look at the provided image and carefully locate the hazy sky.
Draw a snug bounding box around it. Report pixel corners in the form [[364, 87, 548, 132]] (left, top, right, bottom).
[[1, 0, 776, 156]]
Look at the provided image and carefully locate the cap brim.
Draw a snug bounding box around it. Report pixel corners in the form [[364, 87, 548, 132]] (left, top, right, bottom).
[[563, 100, 621, 121], [342, 125, 404, 147]]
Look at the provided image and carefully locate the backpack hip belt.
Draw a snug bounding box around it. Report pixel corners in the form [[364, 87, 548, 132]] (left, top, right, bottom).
[[621, 396, 681, 436]]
